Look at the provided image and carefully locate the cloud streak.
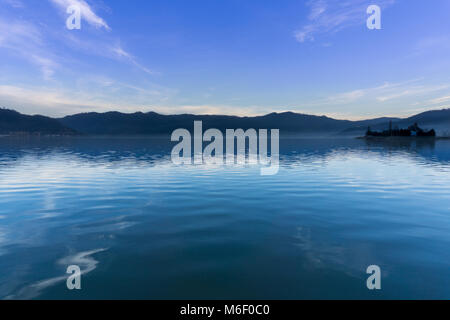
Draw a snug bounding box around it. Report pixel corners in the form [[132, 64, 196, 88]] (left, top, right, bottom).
[[0, 84, 276, 118], [0, 18, 58, 79], [49, 0, 110, 30], [295, 0, 395, 43], [111, 44, 158, 75], [0, 1, 154, 80], [0, 81, 176, 116], [291, 78, 450, 119], [314, 78, 450, 105]]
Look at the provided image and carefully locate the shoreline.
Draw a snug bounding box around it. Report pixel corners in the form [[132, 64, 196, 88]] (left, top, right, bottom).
[[357, 136, 450, 140]]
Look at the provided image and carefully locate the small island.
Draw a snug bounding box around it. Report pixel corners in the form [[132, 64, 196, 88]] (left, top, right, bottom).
[[365, 121, 436, 138]]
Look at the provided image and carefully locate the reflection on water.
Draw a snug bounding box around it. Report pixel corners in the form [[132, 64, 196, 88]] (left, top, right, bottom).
[[5, 248, 106, 300], [0, 137, 449, 299]]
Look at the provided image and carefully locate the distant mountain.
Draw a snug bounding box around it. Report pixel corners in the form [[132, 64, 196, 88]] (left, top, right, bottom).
[[1, 108, 449, 137], [0, 108, 77, 135], [60, 109, 450, 136], [58, 111, 354, 135]]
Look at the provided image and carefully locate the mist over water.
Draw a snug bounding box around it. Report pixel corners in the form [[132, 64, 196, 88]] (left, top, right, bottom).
[[0, 137, 449, 299]]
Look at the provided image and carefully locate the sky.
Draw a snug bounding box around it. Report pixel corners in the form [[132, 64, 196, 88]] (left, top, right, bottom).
[[1, 0, 450, 120]]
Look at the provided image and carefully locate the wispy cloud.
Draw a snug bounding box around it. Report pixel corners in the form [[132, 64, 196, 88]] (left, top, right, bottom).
[[0, 19, 58, 80], [0, 81, 175, 116], [0, 83, 276, 117], [410, 35, 450, 57], [49, 0, 110, 30], [376, 84, 450, 102], [0, 1, 154, 80], [58, 34, 158, 75], [318, 78, 450, 105], [297, 78, 450, 118], [0, 19, 42, 47], [428, 95, 450, 105], [2, 80, 450, 120], [111, 44, 158, 75], [29, 55, 59, 80], [295, 0, 395, 43], [0, 85, 108, 113]]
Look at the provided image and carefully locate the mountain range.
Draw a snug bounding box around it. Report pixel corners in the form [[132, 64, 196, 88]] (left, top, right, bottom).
[[0, 108, 77, 135], [1, 108, 449, 137]]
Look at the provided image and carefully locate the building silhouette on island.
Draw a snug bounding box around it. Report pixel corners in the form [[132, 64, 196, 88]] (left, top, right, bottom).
[[366, 121, 436, 137]]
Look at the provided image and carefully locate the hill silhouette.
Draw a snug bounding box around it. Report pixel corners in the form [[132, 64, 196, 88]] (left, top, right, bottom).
[[1, 108, 449, 136], [0, 108, 77, 135], [59, 111, 353, 135]]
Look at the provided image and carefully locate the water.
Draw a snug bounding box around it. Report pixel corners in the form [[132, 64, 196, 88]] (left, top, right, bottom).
[[0, 137, 449, 299]]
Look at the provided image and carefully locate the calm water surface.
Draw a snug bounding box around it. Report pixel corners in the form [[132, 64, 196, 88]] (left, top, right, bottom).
[[0, 137, 449, 299]]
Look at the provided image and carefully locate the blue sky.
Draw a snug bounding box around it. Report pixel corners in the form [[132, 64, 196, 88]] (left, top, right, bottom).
[[1, 0, 450, 119]]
